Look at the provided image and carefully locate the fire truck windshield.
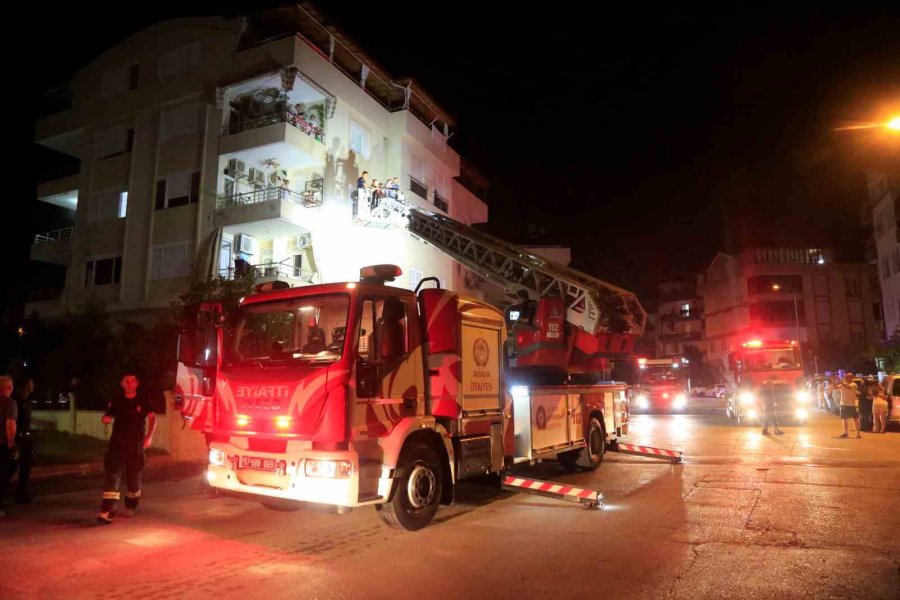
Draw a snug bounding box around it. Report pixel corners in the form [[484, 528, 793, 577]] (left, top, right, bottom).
[[225, 295, 350, 367], [640, 367, 685, 385], [741, 348, 800, 371]]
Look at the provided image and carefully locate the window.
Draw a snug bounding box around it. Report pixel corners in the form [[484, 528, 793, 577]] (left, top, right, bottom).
[[100, 64, 138, 96], [807, 248, 824, 264], [89, 189, 128, 222], [155, 171, 200, 210], [349, 122, 369, 158], [157, 42, 202, 80], [94, 125, 134, 159], [150, 242, 192, 280], [846, 276, 861, 299], [161, 103, 200, 142], [84, 256, 122, 287], [681, 303, 691, 318], [357, 298, 409, 363]]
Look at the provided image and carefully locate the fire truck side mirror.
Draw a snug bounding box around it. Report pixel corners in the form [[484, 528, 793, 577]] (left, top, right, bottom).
[[356, 360, 378, 398], [178, 307, 219, 368]]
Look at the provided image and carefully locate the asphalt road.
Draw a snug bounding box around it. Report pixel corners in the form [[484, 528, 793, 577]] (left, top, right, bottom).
[[2, 399, 898, 600]]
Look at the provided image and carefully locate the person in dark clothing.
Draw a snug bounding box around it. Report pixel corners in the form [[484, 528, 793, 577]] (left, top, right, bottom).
[[859, 379, 876, 432], [97, 373, 157, 525], [11, 376, 35, 504], [0, 375, 16, 517], [760, 382, 784, 436]]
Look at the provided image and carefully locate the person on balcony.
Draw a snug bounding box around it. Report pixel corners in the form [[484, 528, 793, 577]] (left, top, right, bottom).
[[388, 177, 400, 199], [370, 179, 384, 209], [280, 179, 291, 201]]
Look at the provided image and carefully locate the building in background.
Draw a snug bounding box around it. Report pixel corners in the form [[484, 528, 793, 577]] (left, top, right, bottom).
[[656, 279, 703, 358], [30, 5, 488, 321], [699, 246, 877, 371], [866, 170, 900, 337]]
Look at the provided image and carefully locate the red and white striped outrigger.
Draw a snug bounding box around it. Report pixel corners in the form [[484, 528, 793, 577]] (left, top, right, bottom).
[[501, 475, 604, 509], [611, 442, 683, 464]]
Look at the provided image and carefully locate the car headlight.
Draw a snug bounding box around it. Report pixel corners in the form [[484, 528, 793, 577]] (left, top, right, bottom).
[[739, 392, 755, 406], [746, 409, 758, 420], [673, 394, 687, 409], [796, 390, 810, 403], [796, 408, 809, 420], [636, 394, 649, 409]]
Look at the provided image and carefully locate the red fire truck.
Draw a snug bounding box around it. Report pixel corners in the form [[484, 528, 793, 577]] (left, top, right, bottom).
[[633, 357, 689, 412], [176, 207, 646, 530], [724, 339, 811, 425]]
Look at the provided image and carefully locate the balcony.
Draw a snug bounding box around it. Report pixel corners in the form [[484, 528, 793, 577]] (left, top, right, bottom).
[[31, 227, 74, 264], [220, 261, 316, 287], [214, 184, 322, 236], [352, 189, 409, 228], [219, 112, 327, 171], [659, 311, 698, 321], [658, 331, 702, 343]]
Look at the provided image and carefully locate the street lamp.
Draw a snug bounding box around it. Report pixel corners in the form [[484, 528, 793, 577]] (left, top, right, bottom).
[[833, 116, 900, 132], [772, 283, 801, 342]]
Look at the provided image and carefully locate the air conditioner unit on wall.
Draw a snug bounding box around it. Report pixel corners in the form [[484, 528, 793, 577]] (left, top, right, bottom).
[[248, 168, 266, 186], [236, 234, 259, 256], [289, 235, 310, 250], [225, 158, 246, 177]]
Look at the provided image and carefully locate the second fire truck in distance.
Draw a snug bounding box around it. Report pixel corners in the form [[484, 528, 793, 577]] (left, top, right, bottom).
[[633, 357, 689, 412], [724, 339, 811, 426]]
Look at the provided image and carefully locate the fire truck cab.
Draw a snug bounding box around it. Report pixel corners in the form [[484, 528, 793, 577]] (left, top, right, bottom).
[[724, 340, 812, 425], [633, 357, 689, 412]]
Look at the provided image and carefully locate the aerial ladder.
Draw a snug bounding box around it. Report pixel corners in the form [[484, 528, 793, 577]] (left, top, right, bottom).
[[354, 194, 647, 377]]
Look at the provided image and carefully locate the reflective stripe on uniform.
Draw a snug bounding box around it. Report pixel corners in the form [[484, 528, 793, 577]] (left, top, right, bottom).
[[102, 491, 121, 500]]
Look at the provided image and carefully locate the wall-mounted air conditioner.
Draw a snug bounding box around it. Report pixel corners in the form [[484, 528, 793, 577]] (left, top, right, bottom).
[[248, 168, 266, 187], [236, 234, 259, 256], [289, 235, 310, 250], [225, 158, 246, 177]]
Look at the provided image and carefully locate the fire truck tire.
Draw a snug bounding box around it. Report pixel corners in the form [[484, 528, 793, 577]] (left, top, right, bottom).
[[378, 442, 443, 531], [575, 417, 605, 470]]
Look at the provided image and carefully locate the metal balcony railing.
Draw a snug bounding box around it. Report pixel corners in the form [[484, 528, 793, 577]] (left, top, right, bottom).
[[224, 111, 325, 143], [433, 192, 449, 213], [217, 185, 322, 209], [33, 227, 74, 244], [220, 261, 316, 284]]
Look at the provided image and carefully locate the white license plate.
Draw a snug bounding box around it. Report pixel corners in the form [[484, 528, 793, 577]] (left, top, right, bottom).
[[239, 456, 276, 472]]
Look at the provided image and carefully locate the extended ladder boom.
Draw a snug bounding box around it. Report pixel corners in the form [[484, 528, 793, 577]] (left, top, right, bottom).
[[406, 207, 647, 337]]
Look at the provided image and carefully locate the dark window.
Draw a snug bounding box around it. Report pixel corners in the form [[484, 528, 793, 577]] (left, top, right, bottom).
[[749, 301, 805, 324], [129, 65, 140, 90], [85, 256, 122, 287], [125, 128, 134, 153], [409, 177, 427, 199], [190, 171, 200, 203], [167, 194, 190, 209], [434, 192, 449, 213], [155, 179, 167, 210]]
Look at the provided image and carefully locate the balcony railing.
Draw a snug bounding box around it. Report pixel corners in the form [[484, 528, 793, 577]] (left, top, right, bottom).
[[353, 189, 409, 228], [219, 261, 316, 284], [409, 176, 428, 200], [225, 111, 325, 143], [433, 192, 449, 213], [28, 288, 64, 302], [217, 185, 322, 209], [33, 227, 74, 244]]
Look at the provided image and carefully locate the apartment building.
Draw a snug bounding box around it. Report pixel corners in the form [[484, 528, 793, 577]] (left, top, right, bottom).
[[699, 247, 877, 368], [655, 279, 703, 358], [30, 5, 488, 320], [866, 170, 900, 337]]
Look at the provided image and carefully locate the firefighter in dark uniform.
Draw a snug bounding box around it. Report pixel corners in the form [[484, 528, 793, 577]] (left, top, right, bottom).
[[760, 380, 784, 436], [97, 372, 156, 524]]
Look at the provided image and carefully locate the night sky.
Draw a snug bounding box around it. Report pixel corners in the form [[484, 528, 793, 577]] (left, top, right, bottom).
[[7, 1, 900, 323]]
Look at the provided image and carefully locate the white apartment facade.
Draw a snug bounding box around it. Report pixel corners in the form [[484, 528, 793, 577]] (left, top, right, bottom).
[[867, 171, 900, 337], [31, 6, 488, 320]]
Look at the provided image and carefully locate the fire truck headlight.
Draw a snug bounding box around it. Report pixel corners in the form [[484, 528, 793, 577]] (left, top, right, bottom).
[[673, 394, 687, 409], [209, 448, 226, 467], [746, 409, 758, 420], [304, 459, 352, 479], [796, 408, 809, 420], [636, 394, 649, 409], [740, 392, 755, 406], [795, 390, 810, 403]]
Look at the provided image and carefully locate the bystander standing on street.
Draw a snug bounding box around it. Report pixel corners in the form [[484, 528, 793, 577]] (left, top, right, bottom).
[[837, 373, 861, 439], [860, 378, 876, 432], [872, 384, 889, 433], [11, 375, 35, 504], [0, 375, 17, 517]]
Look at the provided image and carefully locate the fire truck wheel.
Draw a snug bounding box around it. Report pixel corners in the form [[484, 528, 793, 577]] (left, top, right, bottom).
[[378, 442, 443, 531], [575, 417, 605, 470]]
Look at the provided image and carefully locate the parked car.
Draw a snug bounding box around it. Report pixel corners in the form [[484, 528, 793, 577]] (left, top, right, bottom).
[[877, 374, 900, 428]]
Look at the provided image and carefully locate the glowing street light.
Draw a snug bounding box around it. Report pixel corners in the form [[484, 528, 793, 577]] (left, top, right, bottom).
[[888, 117, 900, 131], [833, 116, 900, 132]]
